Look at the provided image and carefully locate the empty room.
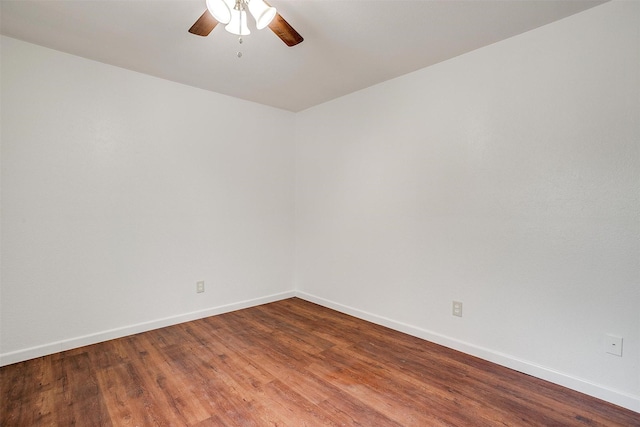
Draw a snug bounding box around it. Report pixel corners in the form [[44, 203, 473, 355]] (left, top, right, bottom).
[[1, 0, 639, 425]]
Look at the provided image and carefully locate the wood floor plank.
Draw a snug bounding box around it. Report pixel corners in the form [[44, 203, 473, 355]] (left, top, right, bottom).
[[0, 357, 57, 425], [2, 298, 639, 426], [309, 350, 473, 426], [342, 338, 529, 425], [125, 334, 209, 425]]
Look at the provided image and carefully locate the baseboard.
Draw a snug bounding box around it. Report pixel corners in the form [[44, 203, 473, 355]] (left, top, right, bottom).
[[295, 291, 640, 413], [0, 290, 296, 367]]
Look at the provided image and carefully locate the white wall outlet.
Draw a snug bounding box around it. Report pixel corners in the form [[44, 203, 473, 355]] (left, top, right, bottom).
[[196, 281, 205, 293], [605, 334, 623, 356], [452, 301, 463, 317]]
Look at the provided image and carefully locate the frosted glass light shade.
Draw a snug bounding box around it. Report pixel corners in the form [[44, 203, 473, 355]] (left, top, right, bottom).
[[248, 0, 277, 30], [206, 0, 231, 24], [225, 9, 251, 35]]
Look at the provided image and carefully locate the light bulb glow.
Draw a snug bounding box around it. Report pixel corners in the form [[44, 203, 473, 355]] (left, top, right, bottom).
[[248, 0, 276, 30], [225, 9, 251, 36], [205, 0, 231, 24]]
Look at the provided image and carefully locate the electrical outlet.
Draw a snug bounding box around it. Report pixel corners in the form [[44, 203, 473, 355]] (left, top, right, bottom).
[[605, 334, 623, 356], [196, 281, 205, 293], [452, 301, 463, 317]]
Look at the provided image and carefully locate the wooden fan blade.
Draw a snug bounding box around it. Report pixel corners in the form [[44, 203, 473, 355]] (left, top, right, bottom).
[[189, 10, 218, 36], [268, 13, 303, 47]]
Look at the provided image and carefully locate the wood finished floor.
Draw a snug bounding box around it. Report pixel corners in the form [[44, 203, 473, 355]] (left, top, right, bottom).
[[1, 298, 638, 426]]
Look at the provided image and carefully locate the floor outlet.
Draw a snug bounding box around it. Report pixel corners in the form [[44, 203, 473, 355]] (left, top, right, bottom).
[[452, 301, 463, 317], [196, 281, 205, 293]]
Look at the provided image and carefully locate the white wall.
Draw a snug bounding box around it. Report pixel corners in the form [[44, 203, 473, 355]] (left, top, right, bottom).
[[295, 1, 639, 411], [1, 36, 295, 364]]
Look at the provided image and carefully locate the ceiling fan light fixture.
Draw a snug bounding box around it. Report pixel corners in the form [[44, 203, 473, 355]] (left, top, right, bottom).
[[206, 0, 231, 24], [189, 0, 303, 47], [248, 0, 277, 30], [225, 8, 251, 36]]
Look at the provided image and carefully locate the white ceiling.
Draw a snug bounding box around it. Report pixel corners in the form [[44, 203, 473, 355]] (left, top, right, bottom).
[[1, 0, 606, 112]]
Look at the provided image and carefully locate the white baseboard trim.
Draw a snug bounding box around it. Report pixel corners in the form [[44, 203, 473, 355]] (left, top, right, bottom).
[[0, 290, 296, 367], [295, 291, 640, 413]]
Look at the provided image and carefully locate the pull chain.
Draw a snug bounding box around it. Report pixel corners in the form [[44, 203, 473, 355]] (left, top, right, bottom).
[[236, 0, 244, 58]]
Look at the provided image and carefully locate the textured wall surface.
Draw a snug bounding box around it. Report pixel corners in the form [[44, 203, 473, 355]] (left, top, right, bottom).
[[295, 1, 639, 410], [1, 36, 295, 363]]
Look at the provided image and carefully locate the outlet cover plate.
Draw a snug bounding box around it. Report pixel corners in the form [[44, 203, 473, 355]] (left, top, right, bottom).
[[452, 301, 463, 317], [605, 334, 623, 356], [196, 281, 205, 293]]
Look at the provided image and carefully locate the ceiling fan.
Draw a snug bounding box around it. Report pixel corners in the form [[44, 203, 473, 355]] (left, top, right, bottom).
[[189, 0, 303, 47]]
